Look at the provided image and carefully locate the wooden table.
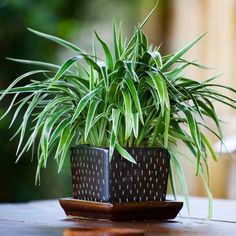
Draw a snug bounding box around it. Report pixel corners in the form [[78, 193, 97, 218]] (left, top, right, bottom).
[[0, 196, 236, 235]]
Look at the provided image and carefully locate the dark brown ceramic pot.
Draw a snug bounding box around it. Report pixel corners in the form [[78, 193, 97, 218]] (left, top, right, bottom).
[[70, 145, 170, 203]]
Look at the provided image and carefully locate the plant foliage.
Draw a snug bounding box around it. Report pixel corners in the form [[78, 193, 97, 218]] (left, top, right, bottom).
[[1, 4, 236, 218]]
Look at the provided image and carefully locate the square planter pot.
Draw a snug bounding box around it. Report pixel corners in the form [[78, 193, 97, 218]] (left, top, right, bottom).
[[70, 145, 170, 203]]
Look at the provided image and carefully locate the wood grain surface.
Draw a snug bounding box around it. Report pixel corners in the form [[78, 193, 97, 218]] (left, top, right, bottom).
[[1, 197, 236, 236]]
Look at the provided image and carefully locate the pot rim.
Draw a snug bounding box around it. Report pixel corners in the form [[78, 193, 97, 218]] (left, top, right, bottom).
[[71, 144, 168, 151]]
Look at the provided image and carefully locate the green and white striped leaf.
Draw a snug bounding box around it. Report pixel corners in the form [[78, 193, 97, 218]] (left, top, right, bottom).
[[84, 99, 100, 141], [28, 28, 83, 52], [72, 88, 100, 122], [162, 33, 206, 71], [122, 90, 132, 140], [116, 143, 136, 164]]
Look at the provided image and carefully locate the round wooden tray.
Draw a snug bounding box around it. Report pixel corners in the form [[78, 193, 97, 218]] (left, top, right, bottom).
[[59, 198, 183, 221]]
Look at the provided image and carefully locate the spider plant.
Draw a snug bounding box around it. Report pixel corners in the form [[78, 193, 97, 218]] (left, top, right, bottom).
[[1, 4, 236, 218]]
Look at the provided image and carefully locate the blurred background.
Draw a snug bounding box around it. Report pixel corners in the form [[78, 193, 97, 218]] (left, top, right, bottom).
[[0, 0, 236, 202]]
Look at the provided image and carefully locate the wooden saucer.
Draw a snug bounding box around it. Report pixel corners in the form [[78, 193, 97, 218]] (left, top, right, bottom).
[[59, 198, 183, 221]]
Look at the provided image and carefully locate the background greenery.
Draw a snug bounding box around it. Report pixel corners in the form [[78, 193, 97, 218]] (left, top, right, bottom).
[[0, 0, 172, 202]]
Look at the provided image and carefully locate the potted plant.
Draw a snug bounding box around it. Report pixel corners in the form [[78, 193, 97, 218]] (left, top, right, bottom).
[[1, 5, 236, 220]]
